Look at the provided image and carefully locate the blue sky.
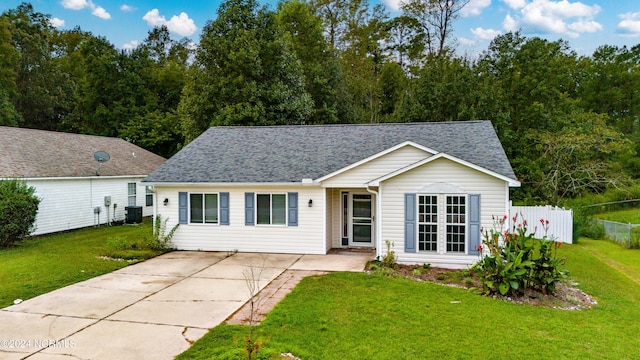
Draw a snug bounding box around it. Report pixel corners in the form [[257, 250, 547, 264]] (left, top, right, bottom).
[[3, 0, 640, 57]]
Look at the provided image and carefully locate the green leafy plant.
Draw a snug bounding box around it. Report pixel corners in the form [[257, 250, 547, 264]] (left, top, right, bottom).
[[0, 179, 40, 247], [472, 214, 567, 296], [149, 214, 178, 251], [381, 239, 397, 269]]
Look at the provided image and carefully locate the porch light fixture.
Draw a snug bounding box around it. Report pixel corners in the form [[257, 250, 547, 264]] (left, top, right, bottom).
[[308, 199, 313, 207], [163, 198, 169, 206]]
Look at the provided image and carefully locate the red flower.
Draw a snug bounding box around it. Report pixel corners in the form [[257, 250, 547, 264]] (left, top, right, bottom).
[[545, 220, 550, 225], [523, 219, 527, 226], [557, 242, 562, 247], [503, 215, 508, 221], [477, 244, 484, 252], [539, 218, 545, 224]]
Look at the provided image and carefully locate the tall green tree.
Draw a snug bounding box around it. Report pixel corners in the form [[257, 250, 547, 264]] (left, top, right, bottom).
[[276, 0, 346, 124], [179, 0, 313, 141], [2, 3, 73, 130], [0, 16, 20, 126]]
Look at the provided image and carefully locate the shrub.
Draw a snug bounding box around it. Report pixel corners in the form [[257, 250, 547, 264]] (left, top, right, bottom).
[[0, 179, 40, 247], [472, 214, 568, 296]]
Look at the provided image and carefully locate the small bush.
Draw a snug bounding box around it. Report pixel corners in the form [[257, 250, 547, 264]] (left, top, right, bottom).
[[381, 239, 397, 269], [0, 179, 40, 247]]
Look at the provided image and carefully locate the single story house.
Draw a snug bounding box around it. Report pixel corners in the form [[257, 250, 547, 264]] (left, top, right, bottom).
[[0, 127, 166, 235], [143, 121, 520, 268]]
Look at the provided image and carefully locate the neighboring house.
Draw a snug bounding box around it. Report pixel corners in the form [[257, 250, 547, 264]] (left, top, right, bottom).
[[0, 127, 166, 235], [143, 121, 520, 268]]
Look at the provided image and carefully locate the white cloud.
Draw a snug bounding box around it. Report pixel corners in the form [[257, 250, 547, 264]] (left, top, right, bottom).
[[61, 0, 111, 20], [617, 12, 640, 36], [461, 0, 491, 17], [381, 0, 403, 12], [143, 9, 197, 37], [92, 6, 111, 19], [122, 40, 139, 50], [471, 27, 502, 40], [120, 4, 135, 12], [458, 37, 477, 46], [503, 14, 518, 31], [49, 17, 65, 27], [501, 0, 602, 38], [61, 0, 88, 10], [502, 0, 526, 9]]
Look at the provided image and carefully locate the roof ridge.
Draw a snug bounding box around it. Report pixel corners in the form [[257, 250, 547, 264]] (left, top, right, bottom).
[[207, 120, 491, 130]]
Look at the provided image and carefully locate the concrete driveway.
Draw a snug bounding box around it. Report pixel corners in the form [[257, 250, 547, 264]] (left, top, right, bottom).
[[0, 251, 371, 360]]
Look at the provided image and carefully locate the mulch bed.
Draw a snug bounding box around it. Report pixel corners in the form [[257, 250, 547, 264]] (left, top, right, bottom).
[[390, 264, 597, 310]]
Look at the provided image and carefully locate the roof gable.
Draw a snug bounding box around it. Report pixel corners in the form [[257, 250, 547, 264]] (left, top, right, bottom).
[[144, 121, 518, 184], [315, 141, 436, 183], [368, 152, 521, 187], [0, 127, 166, 178]]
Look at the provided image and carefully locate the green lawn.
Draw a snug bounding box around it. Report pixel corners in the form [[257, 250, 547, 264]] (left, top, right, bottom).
[[593, 208, 640, 224], [178, 240, 640, 359], [0, 221, 154, 308]]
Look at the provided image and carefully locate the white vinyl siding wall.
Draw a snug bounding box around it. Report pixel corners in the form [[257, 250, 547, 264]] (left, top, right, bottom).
[[27, 177, 150, 235], [380, 157, 509, 268], [321, 145, 431, 187], [155, 185, 326, 254]]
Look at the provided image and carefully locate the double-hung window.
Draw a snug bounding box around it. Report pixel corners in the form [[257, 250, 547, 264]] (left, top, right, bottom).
[[256, 194, 286, 225], [418, 195, 438, 251], [415, 194, 467, 254], [190, 193, 219, 224], [446, 196, 466, 253], [145, 186, 153, 207], [127, 183, 136, 206]]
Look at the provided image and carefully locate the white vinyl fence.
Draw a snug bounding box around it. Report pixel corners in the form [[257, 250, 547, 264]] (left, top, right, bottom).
[[510, 203, 573, 243]]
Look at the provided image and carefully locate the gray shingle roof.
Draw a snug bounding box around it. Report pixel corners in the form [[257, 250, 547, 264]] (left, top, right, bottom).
[[143, 121, 517, 183], [0, 127, 166, 178]]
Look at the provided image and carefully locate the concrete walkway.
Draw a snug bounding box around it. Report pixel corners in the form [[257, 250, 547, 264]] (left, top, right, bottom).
[[0, 251, 371, 360]]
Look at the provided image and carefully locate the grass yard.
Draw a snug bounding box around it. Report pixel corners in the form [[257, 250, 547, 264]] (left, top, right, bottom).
[[178, 239, 640, 359], [593, 208, 640, 224], [0, 221, 154, 308]]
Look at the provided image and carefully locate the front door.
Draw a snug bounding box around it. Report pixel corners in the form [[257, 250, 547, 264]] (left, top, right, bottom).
[[351, 194, 374, 246]]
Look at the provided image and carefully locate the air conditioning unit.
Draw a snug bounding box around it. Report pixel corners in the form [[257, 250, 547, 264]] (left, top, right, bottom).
[[125, 206, 143, 224]]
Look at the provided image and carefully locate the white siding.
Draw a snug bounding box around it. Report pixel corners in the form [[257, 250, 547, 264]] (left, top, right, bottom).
[[322, 145, 431, 187], [27, 176, 150, 235], [379, 157, 509, 268], [325, 188, 334, 251], [154, 185, 326, 254]]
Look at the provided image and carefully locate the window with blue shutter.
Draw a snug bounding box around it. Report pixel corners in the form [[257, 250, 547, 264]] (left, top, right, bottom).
[[288, 192, 298, 226], [404, 193, 416, 253], [178, 192, 188, 224], [220, 192, 229, 225], [468, 194, 481, 255], [245, 192, 255, 225]]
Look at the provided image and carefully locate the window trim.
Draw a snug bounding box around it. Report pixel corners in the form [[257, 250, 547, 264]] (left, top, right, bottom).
[[418, 195, 438, 252], [415, 193, 469, 255], [255, 193, 287, 226], [145, 186, 153, 207], [127, 182, 137, 207], [189, 192, 220, 225]]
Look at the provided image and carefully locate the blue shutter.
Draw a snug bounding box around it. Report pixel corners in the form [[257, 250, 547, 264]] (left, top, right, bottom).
[[288, 192, 298, 226], [220, 192, 229, 225], [404, 193, 416, 253], [468, 194, 481, 255], [245, 192, 254, 226], [178, 192, 188, 224]]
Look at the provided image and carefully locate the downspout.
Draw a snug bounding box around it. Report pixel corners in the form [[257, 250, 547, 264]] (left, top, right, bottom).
[[366, 185, 382, 259]]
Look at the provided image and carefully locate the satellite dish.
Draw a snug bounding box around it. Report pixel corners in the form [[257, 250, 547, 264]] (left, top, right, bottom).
[[94, 151, 110, 175], [94, 151, 110, 163]]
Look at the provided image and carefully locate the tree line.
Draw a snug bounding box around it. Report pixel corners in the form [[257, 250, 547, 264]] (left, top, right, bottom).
[[1, 1, 639, 204]]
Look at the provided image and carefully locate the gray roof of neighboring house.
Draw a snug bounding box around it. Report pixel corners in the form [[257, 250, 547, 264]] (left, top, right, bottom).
[[144, 121, 517, 183], [0, 127, 166, 178]]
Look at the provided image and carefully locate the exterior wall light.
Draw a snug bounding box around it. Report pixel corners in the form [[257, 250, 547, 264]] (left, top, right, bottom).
[[308, 199, 313, 207], [163, 198, 169, 206]]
